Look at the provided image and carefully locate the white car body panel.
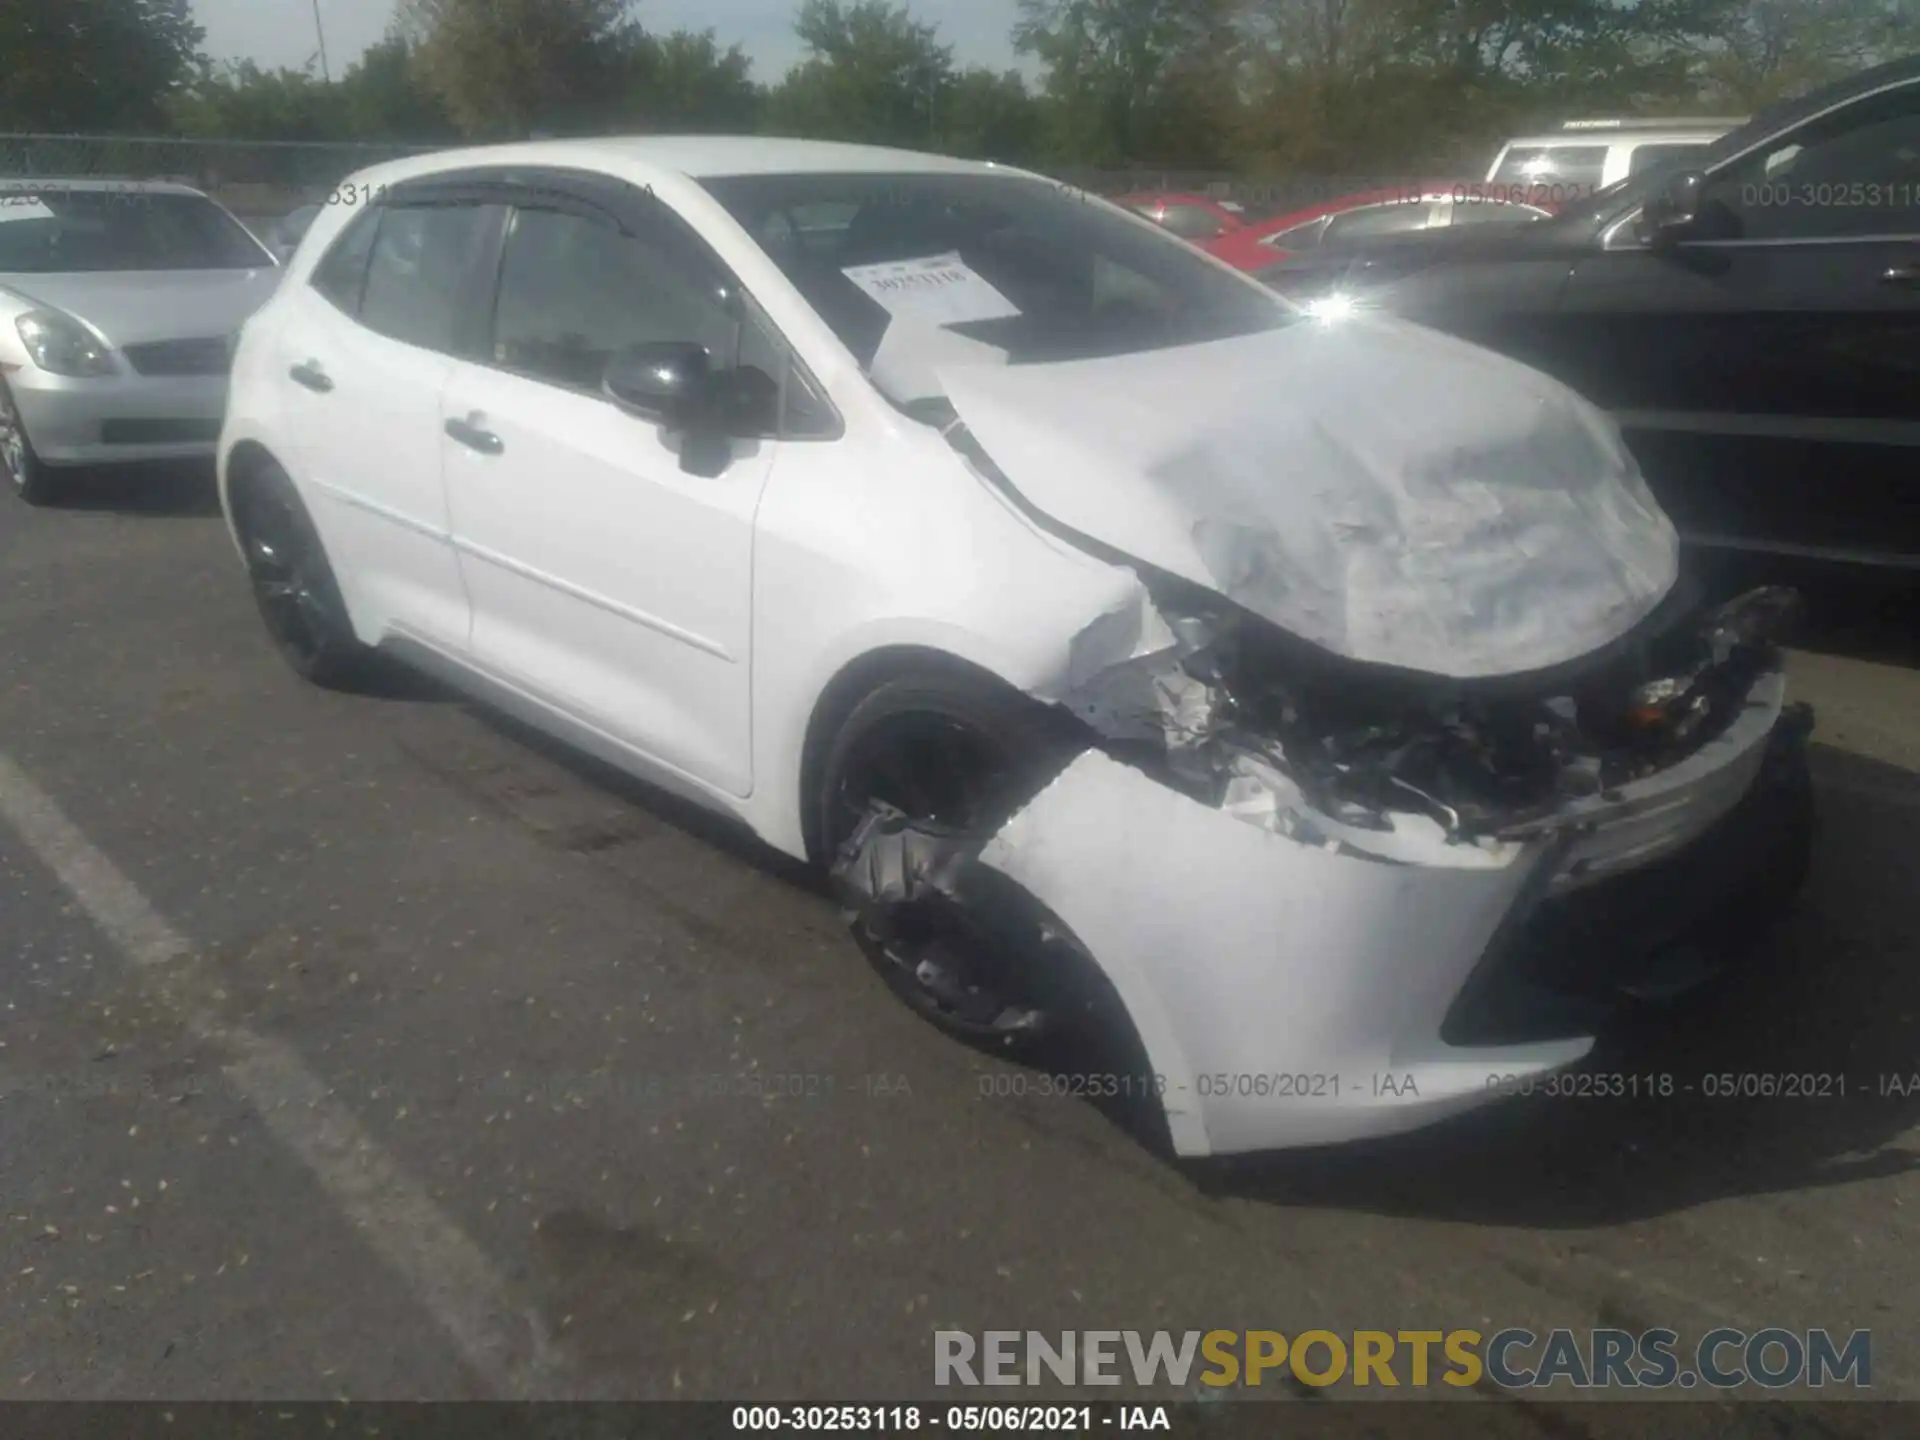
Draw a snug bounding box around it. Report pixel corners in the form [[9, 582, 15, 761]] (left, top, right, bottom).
[[217, 137, 1809, 1155], [1485, 125, 1738, 192], [438, 359, 770, 797], [259, 283, 472, 652]]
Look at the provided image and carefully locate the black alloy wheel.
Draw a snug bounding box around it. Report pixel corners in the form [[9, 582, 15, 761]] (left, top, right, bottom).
[[232, 466, 369, 688], [822, 673, 1080, 1047]]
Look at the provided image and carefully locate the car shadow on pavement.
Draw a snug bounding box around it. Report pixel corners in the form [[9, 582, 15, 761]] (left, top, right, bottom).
[[458, 699, 825, 893], [1197, 741, 1920, 1228], [47, 461, 222, 518]]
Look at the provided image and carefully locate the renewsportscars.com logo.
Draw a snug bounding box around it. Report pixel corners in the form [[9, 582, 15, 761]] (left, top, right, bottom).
[[934, 1328, 1873, 1391]]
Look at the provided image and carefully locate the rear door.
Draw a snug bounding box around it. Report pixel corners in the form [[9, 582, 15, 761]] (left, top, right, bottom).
[[265, 194, 502, 649], [1549, 79, 1920, 565]]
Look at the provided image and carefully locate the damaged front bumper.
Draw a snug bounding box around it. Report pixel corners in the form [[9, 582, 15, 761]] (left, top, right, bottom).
[[979, 670, 1809, 1157], [833, 583, 1815, 1158]]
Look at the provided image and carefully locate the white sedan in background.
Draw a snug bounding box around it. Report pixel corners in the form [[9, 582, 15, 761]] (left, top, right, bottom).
[[0, 178, 280, 504], [217, 137, 1814, 1158]]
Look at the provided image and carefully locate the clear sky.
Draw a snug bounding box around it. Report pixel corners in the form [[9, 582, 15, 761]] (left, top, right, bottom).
[[192, 0, 1028, 86]]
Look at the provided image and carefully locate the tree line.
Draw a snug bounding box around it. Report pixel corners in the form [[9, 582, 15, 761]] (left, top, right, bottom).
[[2, 0, 1915, 179]]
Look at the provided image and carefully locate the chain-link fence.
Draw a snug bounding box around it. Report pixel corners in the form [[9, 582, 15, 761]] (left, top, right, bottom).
[[0, 135, 1483, 235], [0, 133, 437, 234]]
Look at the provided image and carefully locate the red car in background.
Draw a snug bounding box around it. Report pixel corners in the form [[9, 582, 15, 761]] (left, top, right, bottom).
[[1122, 184, 1552, 271], [1112, 192, 1251, 244]]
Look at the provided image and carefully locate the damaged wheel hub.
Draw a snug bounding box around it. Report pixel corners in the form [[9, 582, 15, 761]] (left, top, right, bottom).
[[832, 804, 1050, 1043]]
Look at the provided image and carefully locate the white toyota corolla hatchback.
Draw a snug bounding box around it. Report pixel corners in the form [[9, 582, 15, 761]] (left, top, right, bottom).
[[219, 137, 1814, 1158]]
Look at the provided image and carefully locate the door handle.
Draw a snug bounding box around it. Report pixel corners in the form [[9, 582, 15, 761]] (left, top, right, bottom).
[[1880, 264, 1920, 286], [444, 415, 503, 456], [288, 360, 333, 393]]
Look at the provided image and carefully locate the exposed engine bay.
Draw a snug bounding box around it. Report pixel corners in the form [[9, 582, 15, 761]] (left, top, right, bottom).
[[1056, 575, 1806, 852]]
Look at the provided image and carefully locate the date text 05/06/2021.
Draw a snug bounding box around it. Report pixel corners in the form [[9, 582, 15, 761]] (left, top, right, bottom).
[[974, 1071, 1920, 1102], [731, 1406, 1173, 1432]]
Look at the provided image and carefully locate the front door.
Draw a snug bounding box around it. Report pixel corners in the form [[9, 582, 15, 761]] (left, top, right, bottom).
[[439, 192, 777, 798]]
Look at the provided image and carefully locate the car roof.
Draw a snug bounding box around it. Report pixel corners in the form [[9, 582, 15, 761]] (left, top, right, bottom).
[[0, 176, 207, 195], [350, 136, 1015, 189], [1497, 127, 1730, 149], [1115, 192, 1227, 207], [1726, 51, 1920, 144], [1244, 183, 1499, 236]]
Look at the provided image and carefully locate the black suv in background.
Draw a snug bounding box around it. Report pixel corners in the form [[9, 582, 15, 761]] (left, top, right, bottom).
[[1255, 56, 1920, 573]]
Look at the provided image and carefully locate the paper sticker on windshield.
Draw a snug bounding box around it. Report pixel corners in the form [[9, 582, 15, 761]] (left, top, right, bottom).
[[0, 193, 55, 221], [841, 252, 1020, 326]]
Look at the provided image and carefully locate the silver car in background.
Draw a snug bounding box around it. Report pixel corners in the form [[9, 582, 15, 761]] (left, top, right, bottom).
[[0, 178, 281, 505]]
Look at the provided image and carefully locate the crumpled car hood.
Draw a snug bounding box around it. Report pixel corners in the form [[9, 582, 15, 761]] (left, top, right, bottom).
[[938, 316, 1680, 679]]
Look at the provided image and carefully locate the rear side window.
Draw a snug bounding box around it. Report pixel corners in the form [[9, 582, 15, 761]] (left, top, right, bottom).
[[1491, 145, 1609, 198], [1323, 201, 1437, 242], [309, 209, 379, 314], [1448, 198, 1549, 227], [356, 203, 498, 354], [1157, 204, 1227, 241], [1628, 141, 1710, 175]]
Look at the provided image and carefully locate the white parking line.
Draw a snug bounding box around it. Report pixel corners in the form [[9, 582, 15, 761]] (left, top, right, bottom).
[[0, 749, 572, 1399]]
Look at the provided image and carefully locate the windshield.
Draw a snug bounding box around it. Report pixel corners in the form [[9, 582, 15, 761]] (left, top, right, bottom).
[[699, 171, 1292, 368], [0, 189, 273, 273]]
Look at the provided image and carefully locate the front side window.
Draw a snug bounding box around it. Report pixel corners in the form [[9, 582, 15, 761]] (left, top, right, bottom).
[[700, 171, 1292, 369], [0, 189, 272, 273], [1322, 200, 1439, 242], [358, 202, 497, 354], [491, 206, 738, 391], [489, 202, 827, 438], [1697, 85, 1920, 241]]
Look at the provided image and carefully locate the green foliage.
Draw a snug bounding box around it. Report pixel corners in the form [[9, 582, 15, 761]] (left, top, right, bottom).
[[336, 35, 461, 142], [2, 0, 1914, 182], [939, 69, 1044, 159], [1694, 0, 1920, 107], [398, 0, 643, 138], [1015, 0, 1245, 165], [627, 31, 762, 133], [764, 1, 954, 147], [0, 0, 204, 132]]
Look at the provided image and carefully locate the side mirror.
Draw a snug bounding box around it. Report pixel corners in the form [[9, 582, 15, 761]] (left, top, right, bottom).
[[602, 341, 714, 427], [1636, 170, 1705, 247]]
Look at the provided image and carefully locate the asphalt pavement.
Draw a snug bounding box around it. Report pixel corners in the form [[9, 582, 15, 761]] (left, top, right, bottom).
[[2, 463, 1917, 1427]]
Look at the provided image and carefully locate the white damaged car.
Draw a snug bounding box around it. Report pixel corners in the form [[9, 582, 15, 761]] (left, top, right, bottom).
[[218, 139, 1815, 1157]]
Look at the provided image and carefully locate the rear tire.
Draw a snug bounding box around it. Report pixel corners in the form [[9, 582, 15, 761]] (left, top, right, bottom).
[[0, 379, 58, 506], [230, 460, 372, 689]]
